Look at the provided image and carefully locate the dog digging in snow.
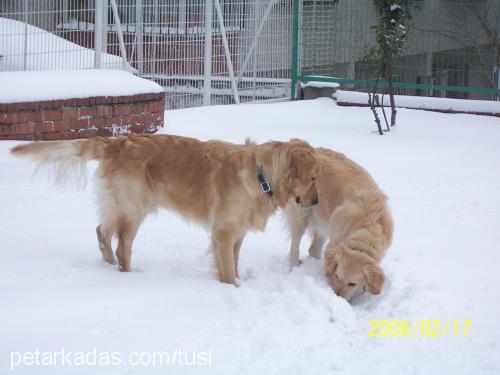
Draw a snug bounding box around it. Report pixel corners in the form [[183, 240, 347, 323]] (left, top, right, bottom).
[[284, 147, 393, 301], [11, 134, 320, 285]]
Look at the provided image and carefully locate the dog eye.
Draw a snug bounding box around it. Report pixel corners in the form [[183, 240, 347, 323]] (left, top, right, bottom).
[[347, 282, 357, 287]]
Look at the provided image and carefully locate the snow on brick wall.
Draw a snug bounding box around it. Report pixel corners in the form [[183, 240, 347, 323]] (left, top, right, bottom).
[[0, 70, 165, 140]]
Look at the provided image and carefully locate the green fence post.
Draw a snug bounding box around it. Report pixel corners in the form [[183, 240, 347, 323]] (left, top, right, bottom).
[[291, 0, 300, 100]]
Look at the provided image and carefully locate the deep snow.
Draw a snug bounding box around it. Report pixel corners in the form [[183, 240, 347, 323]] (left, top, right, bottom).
[[1, 99, 500, 374], [0, 17, 131, 72]]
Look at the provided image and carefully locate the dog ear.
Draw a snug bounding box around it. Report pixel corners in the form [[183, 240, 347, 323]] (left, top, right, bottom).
[[288, 149, 310, 180], [363, 264, 385, 295], [272, 152, 296, 207], [324, 248, 341, 277], [272, 179, 292, 208], [287, 164, 298, 182]]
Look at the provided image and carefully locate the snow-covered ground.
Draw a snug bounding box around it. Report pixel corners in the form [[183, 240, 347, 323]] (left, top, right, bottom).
[[1, 99, 500, 374]]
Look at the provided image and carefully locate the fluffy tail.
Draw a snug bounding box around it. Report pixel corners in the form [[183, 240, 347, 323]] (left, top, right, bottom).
[[10, 137, 113, 186]]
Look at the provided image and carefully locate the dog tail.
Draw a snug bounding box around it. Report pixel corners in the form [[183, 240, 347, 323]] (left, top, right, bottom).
[[10, 137, 113, 186]]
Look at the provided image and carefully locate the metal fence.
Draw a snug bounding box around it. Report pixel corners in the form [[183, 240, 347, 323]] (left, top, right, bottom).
[[2, 0, 500, 109], [294, 0, 500, 101], [1, 0, 293, 109]]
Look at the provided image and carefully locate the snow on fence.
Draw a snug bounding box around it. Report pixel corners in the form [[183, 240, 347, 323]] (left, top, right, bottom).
[[0, 0, 294, 110]]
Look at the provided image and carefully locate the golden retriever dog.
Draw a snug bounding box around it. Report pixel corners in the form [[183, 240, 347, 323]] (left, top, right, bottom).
[[11, 134, 320, 285], [284, 147, 393, 301]]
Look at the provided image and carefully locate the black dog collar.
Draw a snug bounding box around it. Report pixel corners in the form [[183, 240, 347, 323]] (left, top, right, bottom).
[[257, 164, 273, 196]]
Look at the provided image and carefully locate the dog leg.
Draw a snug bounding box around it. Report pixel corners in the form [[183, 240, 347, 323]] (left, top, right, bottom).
[[288, 214, 309, 270], [233, 236, 245, 279], [285, 204, 311, 270], [212, 229, 237, 284], [290, 231, 303, 269], [308, 231, 327, 259], [115, 218, 140, 272], [96, 224, 117, 265]]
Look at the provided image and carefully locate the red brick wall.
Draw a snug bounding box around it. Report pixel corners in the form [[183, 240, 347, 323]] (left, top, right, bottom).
[[0, 92, 165, 141]]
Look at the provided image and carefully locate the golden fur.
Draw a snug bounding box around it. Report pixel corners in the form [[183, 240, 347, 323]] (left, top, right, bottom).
[[11, 134, 320, 284], [284, 148, 393, 301]]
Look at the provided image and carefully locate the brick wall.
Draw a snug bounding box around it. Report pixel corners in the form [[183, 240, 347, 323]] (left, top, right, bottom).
[[0, 92, 165, 141]]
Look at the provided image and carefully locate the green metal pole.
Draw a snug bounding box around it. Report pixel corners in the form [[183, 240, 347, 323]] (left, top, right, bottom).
[[291, 0, 300, 100]]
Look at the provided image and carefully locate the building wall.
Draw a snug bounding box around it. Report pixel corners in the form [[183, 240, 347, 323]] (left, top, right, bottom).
[[299, 0, 499, 99]]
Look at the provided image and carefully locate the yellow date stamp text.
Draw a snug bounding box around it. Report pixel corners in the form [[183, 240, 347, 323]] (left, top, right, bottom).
[[368, 319, 472, 338]]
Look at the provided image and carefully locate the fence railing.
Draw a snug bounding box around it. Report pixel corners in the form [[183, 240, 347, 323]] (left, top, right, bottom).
[[2, 0, 499, 110], [1, 0, 293, 109], [293, 0, 500, 101]]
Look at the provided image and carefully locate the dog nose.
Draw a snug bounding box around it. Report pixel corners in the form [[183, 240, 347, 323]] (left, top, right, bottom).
[[295, 196, 301, 204], [312, 197, 319, 205]]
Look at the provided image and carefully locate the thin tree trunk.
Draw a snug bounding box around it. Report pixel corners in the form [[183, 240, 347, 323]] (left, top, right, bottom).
[[381, 93, 390, 132], [387, 58, 397, 127], [369, 79, 384, 135]]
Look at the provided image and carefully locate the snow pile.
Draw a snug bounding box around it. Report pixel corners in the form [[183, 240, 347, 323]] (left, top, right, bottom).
[[0, 17, 133, 72], [334, 89, 500, 115], [0, 69, 164, 103], [300, 81, 341, 89], [1, 99, 500, 374]]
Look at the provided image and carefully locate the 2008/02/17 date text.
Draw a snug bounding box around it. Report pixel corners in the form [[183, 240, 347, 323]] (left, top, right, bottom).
[[369, 320, 472, 337]]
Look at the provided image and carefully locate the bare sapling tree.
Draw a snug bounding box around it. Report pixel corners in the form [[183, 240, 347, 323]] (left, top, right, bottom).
[[363, 0, 410, 134]]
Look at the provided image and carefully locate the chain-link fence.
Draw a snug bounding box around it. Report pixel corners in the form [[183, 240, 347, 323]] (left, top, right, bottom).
[[0, 0, 125, 71], [1, 0, 293, 109], [3, 0, 499, 109], [294, 0, 500, 101]]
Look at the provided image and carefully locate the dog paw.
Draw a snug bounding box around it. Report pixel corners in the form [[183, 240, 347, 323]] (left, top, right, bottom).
[[308, 250, 322, 259], [118, 264, 131, 272], [103, 255, 117, 265], [289, 259, 303, 271]]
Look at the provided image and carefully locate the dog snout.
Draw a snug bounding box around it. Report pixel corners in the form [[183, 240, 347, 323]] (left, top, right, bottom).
[[311, 196, 319, 205], [295, 196, 301, 204]]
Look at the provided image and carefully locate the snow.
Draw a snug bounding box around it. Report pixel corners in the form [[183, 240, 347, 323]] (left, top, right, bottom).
[[0, 69, 164, 103], [300, 81, 341, 89], [0, 17, 133, 72], [1, 99, 500, 374], [334, 89, 500, 115], [56, 19, 240, 36]]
